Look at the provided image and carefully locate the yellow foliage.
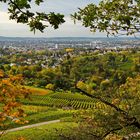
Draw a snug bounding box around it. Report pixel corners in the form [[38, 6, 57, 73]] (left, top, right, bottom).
[[119, 75, 140, 97], [91, 75, 103, 84], [77, 81, 95, 94], [65, 48, 74, 52], [45, 83, 54, 90], [105, 134, 123, 140], [112, 98, 120, 105], [15, 137, 26, 140], [86, 84, 95, 94], [0, 73, 30, 127], [100, 79, 111, 90], [101, 79, 110, 86], [0, 69, 4, 78], [118, 75, 140, 111], [25, 86, 52, 95], [76, 81, 86, 90]]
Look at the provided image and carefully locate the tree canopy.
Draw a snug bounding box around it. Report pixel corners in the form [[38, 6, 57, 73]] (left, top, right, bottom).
[[0, 0, 65, 33], [72, 0, 140, 36], [2, 0, 140, 36], [0, 70, 30, 133]]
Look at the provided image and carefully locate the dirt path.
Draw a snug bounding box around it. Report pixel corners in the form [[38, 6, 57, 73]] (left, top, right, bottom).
[[0, 120, 60, 135]]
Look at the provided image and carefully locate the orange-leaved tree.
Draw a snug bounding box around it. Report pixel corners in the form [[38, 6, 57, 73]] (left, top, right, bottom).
[[0, 69, 30, 136]]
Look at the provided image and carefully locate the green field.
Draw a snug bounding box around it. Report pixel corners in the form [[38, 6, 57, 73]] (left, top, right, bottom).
[[0, 106, 74, 130], [0, 122, 77, 140]]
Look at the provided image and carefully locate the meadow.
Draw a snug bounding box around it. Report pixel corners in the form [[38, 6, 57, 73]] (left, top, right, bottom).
[[0, 122, 78, 140]]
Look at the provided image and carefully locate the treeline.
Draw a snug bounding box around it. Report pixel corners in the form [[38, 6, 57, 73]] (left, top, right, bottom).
[[1, 49, 140, 92]]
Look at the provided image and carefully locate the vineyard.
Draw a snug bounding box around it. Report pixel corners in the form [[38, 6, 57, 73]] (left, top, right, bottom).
[[1, 91, 107, 130], [21, 92, 107, 109]]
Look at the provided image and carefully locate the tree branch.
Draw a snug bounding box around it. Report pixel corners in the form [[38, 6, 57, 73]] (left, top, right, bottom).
[[76, 87, 140, 130], [9, 0, 27, 15], [76, 87, 127, 115], [103, 126, 123, 138]]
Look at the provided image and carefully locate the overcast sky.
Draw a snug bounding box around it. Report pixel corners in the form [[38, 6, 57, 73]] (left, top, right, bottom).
[[0, 0, 106, 37]]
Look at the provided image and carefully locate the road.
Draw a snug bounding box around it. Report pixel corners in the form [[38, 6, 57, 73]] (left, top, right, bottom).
[[0, 120, 60, 135]]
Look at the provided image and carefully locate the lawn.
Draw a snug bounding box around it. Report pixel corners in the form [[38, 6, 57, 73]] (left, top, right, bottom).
[[0, 122, 77, 140]]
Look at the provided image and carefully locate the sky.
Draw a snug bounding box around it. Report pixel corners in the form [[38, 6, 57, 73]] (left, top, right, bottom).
[[0, 0, 105, 37]]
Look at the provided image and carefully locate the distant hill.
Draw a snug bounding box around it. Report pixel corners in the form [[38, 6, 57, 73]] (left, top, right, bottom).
[[0, 36, 139, 42]]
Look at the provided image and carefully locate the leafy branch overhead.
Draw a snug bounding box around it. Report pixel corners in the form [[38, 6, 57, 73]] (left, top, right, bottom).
[[72, 0, 140, 36], [2, 0, 140, 35], [0, 0, 65, 33]]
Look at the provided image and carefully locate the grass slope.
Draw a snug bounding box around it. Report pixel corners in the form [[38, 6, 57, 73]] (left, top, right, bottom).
[[0, 122, 77, 140]]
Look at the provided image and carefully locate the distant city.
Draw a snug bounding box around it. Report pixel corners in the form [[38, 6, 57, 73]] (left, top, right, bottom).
[[0, 37, 140, 50]]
